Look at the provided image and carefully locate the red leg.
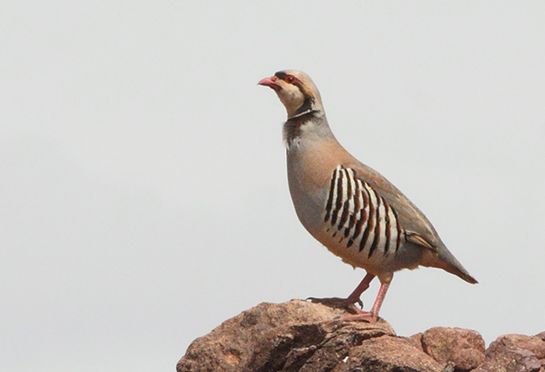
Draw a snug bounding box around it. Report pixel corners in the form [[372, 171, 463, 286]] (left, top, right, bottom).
[[346, 273, 375, 305], [342, 278, 392, 323], [308, 272, 375, 309]]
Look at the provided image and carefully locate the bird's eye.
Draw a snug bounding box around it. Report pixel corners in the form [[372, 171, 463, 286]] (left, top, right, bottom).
[[285, 75, 295, 84]]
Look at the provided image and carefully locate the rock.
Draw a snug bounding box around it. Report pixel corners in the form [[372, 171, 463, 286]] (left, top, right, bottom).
[[536, 331, 545, 342], [177, 300, 441, 371], [336, 335, 441, 372], [474, 334, 545, 372], [177, 300, 544, 371], [419, 327, 485, 371], [408, 332, 424, 352]]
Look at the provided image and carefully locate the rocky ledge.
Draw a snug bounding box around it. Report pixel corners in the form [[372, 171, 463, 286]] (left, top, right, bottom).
[[177, 300, 545, 371]]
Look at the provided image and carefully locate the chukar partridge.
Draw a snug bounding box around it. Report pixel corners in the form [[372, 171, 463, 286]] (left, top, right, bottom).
[[259, 70, 477, 322]]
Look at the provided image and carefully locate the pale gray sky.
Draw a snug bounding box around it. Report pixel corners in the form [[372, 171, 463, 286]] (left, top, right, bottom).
[[1, 1, 545, 371]]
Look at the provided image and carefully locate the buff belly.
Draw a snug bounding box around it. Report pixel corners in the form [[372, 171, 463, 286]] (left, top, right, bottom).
[[314, 228, 423, 275]]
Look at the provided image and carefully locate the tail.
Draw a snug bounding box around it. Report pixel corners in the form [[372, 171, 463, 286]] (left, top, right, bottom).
[[440, 259, 478, 284], [437, 248, 478, 284], [422, 245, 478, 284]]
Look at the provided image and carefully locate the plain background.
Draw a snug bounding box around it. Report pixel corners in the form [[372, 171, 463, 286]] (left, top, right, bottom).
[[1, 1, 544, 371]]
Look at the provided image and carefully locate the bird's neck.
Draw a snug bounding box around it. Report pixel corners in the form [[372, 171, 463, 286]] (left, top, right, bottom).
[[283, 111, 334, 150], [287, 108, 319, 121]]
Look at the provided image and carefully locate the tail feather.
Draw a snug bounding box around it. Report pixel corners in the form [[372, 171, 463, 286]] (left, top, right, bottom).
[[437, 248, 478, 284], [441, 261, 478, 284], [421, 245, 478, 284]]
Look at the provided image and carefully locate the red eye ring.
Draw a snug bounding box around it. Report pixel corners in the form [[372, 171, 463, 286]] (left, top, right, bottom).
[[285, 75, 295, 84]]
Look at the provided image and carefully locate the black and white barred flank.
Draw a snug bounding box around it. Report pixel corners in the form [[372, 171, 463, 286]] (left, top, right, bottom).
[[324, 165, 404, 257]]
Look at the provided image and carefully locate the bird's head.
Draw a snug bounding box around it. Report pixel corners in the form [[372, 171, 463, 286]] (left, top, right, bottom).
[[258, 70, 324, 120]]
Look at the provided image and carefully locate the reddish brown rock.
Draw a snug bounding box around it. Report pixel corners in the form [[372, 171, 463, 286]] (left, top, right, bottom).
[[177, 300, 440, 372], [493, 334, 545, 359], [420, 327, 485, 371], [177, 300, 544, 371], [409, 332, 425, 352], [335, 335, 441, 372], [474, 334, 545, 372]]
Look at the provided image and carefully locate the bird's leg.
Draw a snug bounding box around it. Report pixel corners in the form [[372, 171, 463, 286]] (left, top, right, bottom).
[[345, 273, 375, 308], [307, 273, 375, 312], [342, 276, 392, 322]]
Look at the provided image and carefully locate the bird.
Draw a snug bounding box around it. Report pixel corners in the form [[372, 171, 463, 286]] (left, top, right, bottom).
[[258, 69, 477, 322]]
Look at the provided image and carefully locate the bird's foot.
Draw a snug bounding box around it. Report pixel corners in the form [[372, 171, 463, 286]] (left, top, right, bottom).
[[340, 310, 378, 323], [306, 296, 363, 314]]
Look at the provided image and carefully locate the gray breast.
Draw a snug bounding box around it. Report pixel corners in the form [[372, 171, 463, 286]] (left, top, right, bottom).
[[287, 158, 325, 234]]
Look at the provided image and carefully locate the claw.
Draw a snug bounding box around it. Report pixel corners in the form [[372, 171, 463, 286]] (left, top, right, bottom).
[[355, 298, 363, 308], [306, 296, 364, 314]]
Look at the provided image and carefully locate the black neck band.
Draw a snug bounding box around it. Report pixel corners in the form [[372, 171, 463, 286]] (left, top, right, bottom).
[[287, 109, 319, 122]]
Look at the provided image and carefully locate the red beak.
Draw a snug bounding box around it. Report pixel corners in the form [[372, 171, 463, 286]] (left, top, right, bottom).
[[258, 76, 280, 91]]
